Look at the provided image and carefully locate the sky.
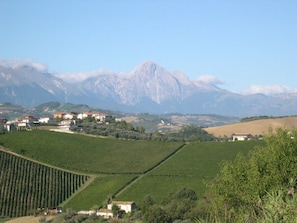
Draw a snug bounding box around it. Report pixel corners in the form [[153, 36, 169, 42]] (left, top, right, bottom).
[[0, 0, 297, 95]]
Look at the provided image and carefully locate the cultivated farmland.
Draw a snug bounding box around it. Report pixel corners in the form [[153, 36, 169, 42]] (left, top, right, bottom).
[[116, 140, 265, 204], [0, 130, 264, 218], [0, 150, 89, 217]]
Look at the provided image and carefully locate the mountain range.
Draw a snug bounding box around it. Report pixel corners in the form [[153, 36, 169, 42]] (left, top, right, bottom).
[[0, 61, 296, 117]]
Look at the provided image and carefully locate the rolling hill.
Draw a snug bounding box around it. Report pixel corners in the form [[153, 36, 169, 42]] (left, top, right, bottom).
[[0, 130, 264, 220], [204, 116, 297, 138]]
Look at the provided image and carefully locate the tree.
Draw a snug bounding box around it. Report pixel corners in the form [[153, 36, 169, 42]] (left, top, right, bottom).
[[208, 127, 297, 219], [143, 205, 171, 223], [142, 195, 156, 213], [112, 204, 120, 217]]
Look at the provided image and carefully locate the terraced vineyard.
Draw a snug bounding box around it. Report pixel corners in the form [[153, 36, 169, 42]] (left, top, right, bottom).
[[0, 150, 89, 217]]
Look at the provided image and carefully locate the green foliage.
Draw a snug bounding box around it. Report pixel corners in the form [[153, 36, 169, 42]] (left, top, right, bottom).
[[205, 127, 297, 222], [167, 125, 216, 142], [0, 122, 5, 134], [141, 187, 198, 223], [260, 189, 297, 223], [74, 119, 216, 142], [143, 205, 172, 223], [0, 150, 89, 217], [142, 194, 156, 214]]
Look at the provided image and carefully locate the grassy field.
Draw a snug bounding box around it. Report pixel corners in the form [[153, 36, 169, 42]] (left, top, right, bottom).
[[63, 174, 138, 211], [116, 140, 265, 205], [0, 131, 183, 174]]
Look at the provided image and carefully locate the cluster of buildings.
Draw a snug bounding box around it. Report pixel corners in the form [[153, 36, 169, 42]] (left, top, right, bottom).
[[0, 111, 112, 132], [77, 201, 136, 219]]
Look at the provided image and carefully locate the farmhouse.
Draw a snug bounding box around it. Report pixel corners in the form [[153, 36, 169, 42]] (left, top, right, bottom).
[[53, 112, 65, 119], [58, 119, 75, 130], [97, 208, 113, 219], [232, 133, 252, 141], [63, 113, 77, 120], [39, 117, 55, 124], [107, 201, 136, 213], [77, 112, 93, 120], [15, 115, 39, 130], [92, 113, 112, 123]]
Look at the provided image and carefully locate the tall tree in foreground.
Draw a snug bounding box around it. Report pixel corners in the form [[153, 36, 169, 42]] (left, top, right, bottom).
[[205, 127, 297, 222]]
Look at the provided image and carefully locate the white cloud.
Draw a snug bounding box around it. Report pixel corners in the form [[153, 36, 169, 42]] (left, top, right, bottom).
[[0, 59, 47, 72], [242, 85, 297, 95], [196, 75, 225, 85], [55, 69, 118, 82]]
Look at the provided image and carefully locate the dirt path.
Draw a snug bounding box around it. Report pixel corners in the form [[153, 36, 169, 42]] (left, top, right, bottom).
[[113, 143, 186, 197]]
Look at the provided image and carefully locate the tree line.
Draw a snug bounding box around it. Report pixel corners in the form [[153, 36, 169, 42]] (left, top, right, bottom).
[[70, 118, 216, 142]]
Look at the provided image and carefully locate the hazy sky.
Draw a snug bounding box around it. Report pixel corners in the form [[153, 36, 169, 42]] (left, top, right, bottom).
[[1, 0, 296, 95]]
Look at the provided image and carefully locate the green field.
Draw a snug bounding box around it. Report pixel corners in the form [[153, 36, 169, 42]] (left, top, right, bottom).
[[116, 140, 264, 204], [0, 130, 265, 217], [0, 131, 183, 174]]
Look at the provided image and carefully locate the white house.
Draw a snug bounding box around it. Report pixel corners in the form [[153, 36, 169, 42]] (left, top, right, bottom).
[[97, 209, 113, 219], [77, 112, 93, 120], [92, 113, 112, 122], [63, 113, 77, 120], [58, 120, 75, 130], [107, 201, 136, 213], [39, 117, 55, 124], [232, 133, 252, 141]]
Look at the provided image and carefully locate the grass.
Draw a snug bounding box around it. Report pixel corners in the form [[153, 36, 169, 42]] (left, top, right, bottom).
[[0, 131, 183, 174], [63, 174, 138, 211], [116, 140, 265, 205], [0, 130, 266, 215]]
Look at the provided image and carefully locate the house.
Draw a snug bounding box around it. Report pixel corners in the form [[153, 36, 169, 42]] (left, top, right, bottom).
[[97, 209, 113, 219], [4, 121, 16, 132], [107, 201, 136, 213], [16, 115, 39, 130], [0, 117, 7, 124], [58, 120, 75, 130], [63, 113, 77, 120], [232, 133, 252, 141], [17, 115, 39, 125], [53, 112, 65, 119], [77, 112, 93, 120], [39, 117, 55, 124], [92, 113, 112, 123]]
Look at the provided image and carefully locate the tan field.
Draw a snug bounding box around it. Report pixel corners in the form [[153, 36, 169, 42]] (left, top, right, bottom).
[[204, 116, 297, 138]]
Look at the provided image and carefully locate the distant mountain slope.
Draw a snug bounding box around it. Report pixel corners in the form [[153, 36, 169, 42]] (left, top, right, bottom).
[[1, 60, 297, 116], [204, 116, 297, 137], [0, 65, 84, 107]]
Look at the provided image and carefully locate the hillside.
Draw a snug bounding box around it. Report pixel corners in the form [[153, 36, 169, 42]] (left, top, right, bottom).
[[204, 116, 297, 138], [0, 130, 264, 219]]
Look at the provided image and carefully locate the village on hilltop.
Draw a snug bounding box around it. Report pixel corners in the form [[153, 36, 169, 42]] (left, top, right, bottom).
[[0, 111, 114, 133]]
